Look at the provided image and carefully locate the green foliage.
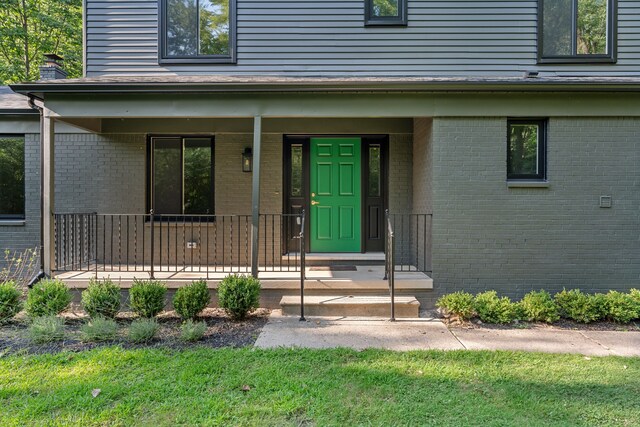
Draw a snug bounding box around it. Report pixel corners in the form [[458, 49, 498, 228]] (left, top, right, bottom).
[[436, 291, 475, 321], [1, 247, 38, 288], [509, 124, 539, 176], [81, 278, 121, 319], [473, 291, 519, 324], [25, 279, 71, 317], [128, 318, 159, 343], [28, 315, 64, 343], [520, 290, 560, 323], [180, 319, 207, 342], [0, 137, 25, 221], [603, 291, 640, 323], [372, 0, 400, 17], [577, 0, 608, 54], [3, 348, 640, 426], [631, 289, 640, 311], [0, 281, 22, 324], [554, 289, 603, 323], [173, 280, 210, 321], [129, 279, 167, 318], [217, 274, 261, 320], [166, 0, 230, 57], [80, 316, 118, 342], [0, 0, 82, 83]]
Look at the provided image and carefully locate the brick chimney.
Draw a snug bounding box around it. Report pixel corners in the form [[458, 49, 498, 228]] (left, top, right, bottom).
[[39, 54, 67, 80]]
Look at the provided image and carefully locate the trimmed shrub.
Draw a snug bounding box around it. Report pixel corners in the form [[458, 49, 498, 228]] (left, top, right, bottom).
[[473, 291, 519, 324], [591, 293, 609, 320], [520, 290, 560, 323], [25, 279, 71, 317], [218, 274, 261, 320], [554, 289, 602, 323], [81, 278, 121, 319], [436, 291, 475, 321], [173, 280, 211, 321], [603, 291, 639, 323], [0, 281, 23, 324], [28, 315, 65, 344], [631, 289, 640, 319], [128, 318, 159, 343], [80, 316, 118, 342], [180, 320, 207, 342], [129, 279, 167, 318]]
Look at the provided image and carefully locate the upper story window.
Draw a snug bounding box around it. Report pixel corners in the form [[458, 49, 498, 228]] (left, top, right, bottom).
[[0, 135, 25, 220], [160, 0, 236, 64], [507, 120, 547, 181], [365, 0, 407, 26], [539, 0, 616, 63]]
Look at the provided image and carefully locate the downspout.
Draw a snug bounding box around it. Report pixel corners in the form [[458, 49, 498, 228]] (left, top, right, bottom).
[[27, 95, 46, 286]]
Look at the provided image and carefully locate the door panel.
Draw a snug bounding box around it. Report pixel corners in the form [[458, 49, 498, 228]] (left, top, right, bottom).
[[310, 137, 361, 252]]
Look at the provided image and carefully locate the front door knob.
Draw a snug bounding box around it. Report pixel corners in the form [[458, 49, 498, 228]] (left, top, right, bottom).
[[311, 200, 320, 205]]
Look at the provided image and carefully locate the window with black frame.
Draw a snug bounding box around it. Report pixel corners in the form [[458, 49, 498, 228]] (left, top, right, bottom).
[[149, 137, 214, 217], [365, 0, 407, 26], [507, 120, 547, 181], [0, 135, 25, 220], [160, 0, 235, 63], [539, 0, 615, 62]]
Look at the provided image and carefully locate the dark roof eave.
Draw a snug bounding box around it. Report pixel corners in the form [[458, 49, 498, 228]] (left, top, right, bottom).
[[11, 80, 640, 98], [0, 109, 39, 116]]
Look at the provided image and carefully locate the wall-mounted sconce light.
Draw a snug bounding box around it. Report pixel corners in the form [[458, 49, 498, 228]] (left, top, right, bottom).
[[242, 147, 253, 172]]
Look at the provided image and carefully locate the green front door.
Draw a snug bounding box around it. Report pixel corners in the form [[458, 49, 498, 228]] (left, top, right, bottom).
[[310, 137, 361, 252]]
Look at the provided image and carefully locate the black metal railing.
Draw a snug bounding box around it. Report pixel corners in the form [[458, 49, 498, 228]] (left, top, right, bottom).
[[386, 212, 433, 274], [385, 211, 396, 321], [384, 211, 433, 321], [53, 212, 305, 277], [298, 210, 306, 321], [54, 213, 97, 272], [258, 213, 305, 272]]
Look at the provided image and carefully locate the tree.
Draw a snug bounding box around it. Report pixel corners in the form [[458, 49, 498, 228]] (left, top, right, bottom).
[[0, 0, 82, 84], [372, 0, 399, 17]]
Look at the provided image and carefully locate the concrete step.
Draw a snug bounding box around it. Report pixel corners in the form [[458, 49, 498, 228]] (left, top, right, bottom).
[[280, 295, 420, 318], [286, 252, 385, 266]]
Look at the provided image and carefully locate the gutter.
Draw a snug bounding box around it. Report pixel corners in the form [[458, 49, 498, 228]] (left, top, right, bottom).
[[0, 109, 40, 115], [27, 95, 47, 281], [11, 79, 640, 98]]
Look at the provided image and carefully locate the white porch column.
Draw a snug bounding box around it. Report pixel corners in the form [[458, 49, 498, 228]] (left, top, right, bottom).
[[42, 109, 55, 275], [250, 116, 262, 277]]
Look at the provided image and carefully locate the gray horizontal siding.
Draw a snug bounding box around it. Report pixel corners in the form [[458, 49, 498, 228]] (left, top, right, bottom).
[[85, 0, 640, 77]]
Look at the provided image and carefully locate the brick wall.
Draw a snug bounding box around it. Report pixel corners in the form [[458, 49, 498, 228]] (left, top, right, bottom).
[[431, 117, 640, 303], [389, 133, 413, 213]]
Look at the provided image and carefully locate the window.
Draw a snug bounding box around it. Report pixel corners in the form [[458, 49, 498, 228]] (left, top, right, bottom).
[[507, 120, 547, 181], [365, 0, 407, 26], [149, 137, 214, 216], [160, 0, 236, 63], [0, 135, 25, 220], [539, 0, 616, 62]]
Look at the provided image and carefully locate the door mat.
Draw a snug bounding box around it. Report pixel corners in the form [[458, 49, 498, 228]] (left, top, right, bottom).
[[309, 265, 357, 271]]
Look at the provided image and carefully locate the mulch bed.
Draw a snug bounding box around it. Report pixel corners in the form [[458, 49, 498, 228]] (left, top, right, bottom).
[[0, 308, 270, 356]]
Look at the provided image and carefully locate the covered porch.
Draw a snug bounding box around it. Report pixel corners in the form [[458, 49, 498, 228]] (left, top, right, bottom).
[[14, 79, 436, 312]]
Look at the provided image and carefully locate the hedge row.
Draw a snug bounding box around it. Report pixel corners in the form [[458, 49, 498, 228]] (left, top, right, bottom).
[[0, 274, 261, 324], [437, 289, 640, 324]]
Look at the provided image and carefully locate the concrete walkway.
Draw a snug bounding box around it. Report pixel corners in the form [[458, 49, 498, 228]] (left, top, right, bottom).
[[254, 311, 640, 357]]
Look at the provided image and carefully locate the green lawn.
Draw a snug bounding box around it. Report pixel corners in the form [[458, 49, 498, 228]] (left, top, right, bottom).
[[1, 347, 639, 426]]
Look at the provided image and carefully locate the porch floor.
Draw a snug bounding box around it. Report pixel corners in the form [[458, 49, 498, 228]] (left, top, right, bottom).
[[54, 265, 432, 291]]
